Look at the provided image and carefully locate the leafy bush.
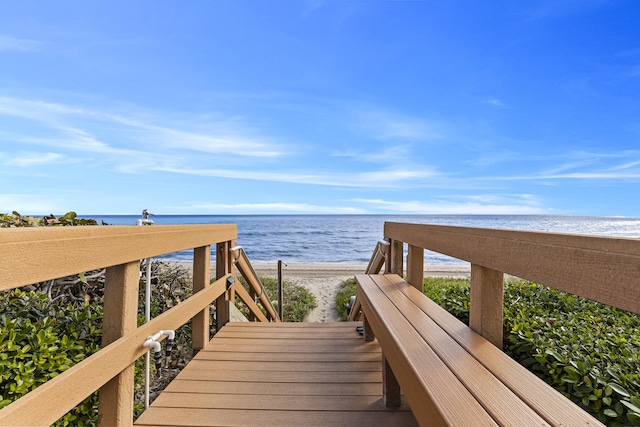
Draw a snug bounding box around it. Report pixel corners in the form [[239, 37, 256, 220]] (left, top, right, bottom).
[[423, 277, 470, 325], [424, 278, 640, 426], [237, 276, 317, 322], [0, 290, 102, 425], [0, 211, 98, 228], [335, 278, 357, 321], [0, 211, 195, 424]]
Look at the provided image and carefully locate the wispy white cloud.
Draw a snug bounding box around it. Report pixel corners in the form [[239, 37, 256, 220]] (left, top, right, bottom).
[[353, 194, 547, 215], [2, 151, 64, 167], [353, 108, 446, 141], [156, 164, 438, 188], [331, 145, 412, 163], [190, 202, 366, 214], [0, 96, 286, 170], [0, 194, 60, 213], [0, 35, 43, 52], [484, 98, 506, 108], [492, 150, 640, 182]]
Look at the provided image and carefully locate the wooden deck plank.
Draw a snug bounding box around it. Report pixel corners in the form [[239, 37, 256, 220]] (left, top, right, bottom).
[[369, 275, 549, 426], [194, 350, 381, 362], [174, 369, 384, 384], [202, 342, 380, 353], [164, 380, 384, 396], [357, 274, 498, 426], [385, 274, 601, 426], [209, 340, 366, 352], [135, 322, 417, 427], [222, 322, 361, 330], [185, 360, 381, 372], [221, 322, 360, 329], [151, 393, 411, 412], [214, 330, 362, 339], [135, 407, 417, 427]]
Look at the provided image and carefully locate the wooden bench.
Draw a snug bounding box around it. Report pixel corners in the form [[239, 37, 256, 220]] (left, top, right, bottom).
[[355, 273, 603, 427]]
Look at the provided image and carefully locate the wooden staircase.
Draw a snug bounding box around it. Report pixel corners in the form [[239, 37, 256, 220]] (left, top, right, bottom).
[[135, 322, 417, 427]]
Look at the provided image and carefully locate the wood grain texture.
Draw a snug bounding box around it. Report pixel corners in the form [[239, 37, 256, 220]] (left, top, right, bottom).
[[215, 242, 230, 329], [192, 246, 211, 351], [0, 275, 229, 426], [98, 262, 140, 427], [135, 408, 417, 427], [234, 251, 280, 321], [406, 244, 424, 291], [230, 278, 269, 323], [356, 274, 498, 427], [0, 224, 237, 290], [367, 274, 550, 426], [469, 264, 504, 348], [135, 322, 417, 427], [384, 222, 640, 314], [384, 274, 603, 426]]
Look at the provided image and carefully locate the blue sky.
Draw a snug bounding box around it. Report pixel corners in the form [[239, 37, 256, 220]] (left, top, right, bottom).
[[1, 1, 639, 216]]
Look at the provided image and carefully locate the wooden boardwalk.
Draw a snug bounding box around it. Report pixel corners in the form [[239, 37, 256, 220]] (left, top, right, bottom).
[[135, 322, 417, 427]]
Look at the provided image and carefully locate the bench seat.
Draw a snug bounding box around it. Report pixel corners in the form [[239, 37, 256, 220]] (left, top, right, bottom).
[[355, 274, 603, 427]]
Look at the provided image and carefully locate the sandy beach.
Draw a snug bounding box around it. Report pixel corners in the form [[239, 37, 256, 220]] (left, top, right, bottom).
[[176, 261, 471, 323]]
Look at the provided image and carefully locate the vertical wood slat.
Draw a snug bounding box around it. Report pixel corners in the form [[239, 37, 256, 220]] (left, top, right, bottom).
[[388, 240, 404, 276], [469, 264, 504, 348], [98, 262, 139, 427], [382, 354, 401, 407], [249, 288, 257, 322], [192, 246, 211, 352], [363, 314, 374, 342], [406, 245, 424, 292], [216, 242, 230, 331]]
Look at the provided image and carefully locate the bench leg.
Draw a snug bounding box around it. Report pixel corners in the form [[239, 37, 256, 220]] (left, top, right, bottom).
[[363, 314, 375, 342], [382, 354, 401, 407]]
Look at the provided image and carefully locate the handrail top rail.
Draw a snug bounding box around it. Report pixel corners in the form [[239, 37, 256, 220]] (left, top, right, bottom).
[[383, 221, 640, 315], [384, 221, 640, 255], [1, 224, 238, 291], [0, 223, 237, 243]]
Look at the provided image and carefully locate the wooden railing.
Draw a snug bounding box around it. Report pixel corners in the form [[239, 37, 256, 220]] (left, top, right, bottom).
[[381, 222, 640, 347], [0, 225, 277, 426], [230, 245, 280, 323], [348, 240, 389, 321]]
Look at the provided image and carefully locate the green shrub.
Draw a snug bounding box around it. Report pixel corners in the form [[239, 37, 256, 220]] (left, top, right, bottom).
[[0, 290, 102, 425], [335, 278, 357, 321], [0, 212, 193, 424], [258, 277, 317, 322], [423, 277, 470, 325], [0, 211, 98, 228], [424, 278, 640, 426]]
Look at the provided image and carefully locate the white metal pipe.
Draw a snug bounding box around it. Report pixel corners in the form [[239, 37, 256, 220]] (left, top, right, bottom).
[[138, 211, 155, 409], [146, 329, 175, 342], [145, 260, 151, 323], [144, 258, 152, 408], [142, 338, 161, 353]]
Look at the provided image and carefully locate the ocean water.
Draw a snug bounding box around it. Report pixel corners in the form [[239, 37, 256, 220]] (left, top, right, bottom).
[[85, 214, 640, 265]]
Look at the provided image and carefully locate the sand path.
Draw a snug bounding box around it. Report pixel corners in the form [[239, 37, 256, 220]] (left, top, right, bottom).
[[177, 261, 471, 323], [253, 262, 471, 323]]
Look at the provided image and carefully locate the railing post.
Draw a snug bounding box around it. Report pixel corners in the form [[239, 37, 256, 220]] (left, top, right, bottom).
[[469, 264, 504, 348], [363, 314, 374, 342], [216, 242, 230, 330], [387, 239, 404, 276], [382, 354, 401, 407], [277, 260, 284, 321], [192, 245, 211, 352], [98, 261, 139, 427], [248, 287, 257, 322], [407, 244, 424, 292]]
